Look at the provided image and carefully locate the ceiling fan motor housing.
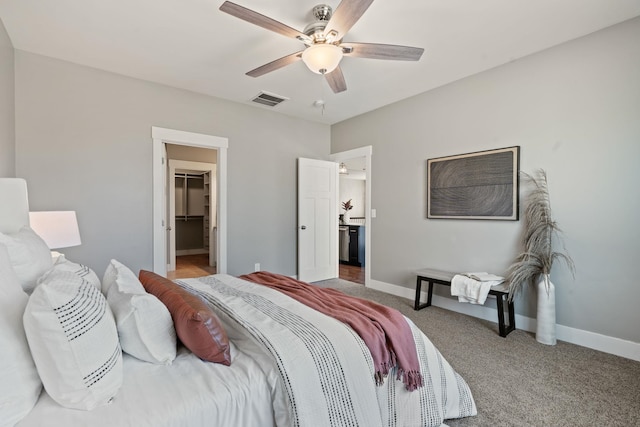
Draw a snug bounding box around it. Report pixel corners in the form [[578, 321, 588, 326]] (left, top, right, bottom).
[[312, 4, 332, 21], [303, 21, 328, 40], [304, 5, 333, 42]]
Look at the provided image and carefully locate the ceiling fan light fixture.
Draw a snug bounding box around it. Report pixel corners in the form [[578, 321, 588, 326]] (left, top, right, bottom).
[[302, 44, 343, 74]]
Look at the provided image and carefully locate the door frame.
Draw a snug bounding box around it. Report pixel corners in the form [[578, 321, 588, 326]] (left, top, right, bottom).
[[152, 126, 228, 276], [330, 146, 372, 287]]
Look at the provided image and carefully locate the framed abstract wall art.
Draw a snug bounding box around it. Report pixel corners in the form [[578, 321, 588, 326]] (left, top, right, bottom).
[[427, 146, 520, 220]]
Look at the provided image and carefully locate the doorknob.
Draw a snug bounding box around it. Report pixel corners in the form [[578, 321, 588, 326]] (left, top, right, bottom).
[[300, 225, 307, 230]]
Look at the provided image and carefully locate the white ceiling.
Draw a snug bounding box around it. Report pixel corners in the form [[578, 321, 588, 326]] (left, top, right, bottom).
[[1, 0, 639, 125]]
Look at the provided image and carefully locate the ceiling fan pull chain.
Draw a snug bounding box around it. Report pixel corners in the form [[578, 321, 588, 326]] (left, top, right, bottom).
[[312, 73, 326, 116], [321, 74, 326, 116]]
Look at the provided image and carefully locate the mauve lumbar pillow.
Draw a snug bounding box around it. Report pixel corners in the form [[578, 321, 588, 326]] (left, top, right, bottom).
[[138, 270, 231, 365]]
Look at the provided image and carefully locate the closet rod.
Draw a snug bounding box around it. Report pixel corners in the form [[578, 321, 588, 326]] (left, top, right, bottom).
[[174, 173, 204, 179]]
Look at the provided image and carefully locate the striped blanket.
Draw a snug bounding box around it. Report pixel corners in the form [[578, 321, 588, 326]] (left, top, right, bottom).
[[239, 271, 423, 391], [177, 274, 476, 427]]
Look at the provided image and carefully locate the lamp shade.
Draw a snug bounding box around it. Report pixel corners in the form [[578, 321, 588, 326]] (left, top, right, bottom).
[[29, 211, 82, 249], [302, 44, 343, 74]]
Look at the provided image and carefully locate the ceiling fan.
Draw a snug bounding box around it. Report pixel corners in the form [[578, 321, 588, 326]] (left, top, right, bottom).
[[219, 0, 424, 93]]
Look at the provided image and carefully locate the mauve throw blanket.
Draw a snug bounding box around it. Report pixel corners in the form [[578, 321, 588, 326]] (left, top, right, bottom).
[[240, 272, 423, 391]]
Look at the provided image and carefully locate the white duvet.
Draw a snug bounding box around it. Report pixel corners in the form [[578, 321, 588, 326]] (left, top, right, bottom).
[[182, 274, 476, 427], [18, 274, 476, 427], [18, 340, 278, 427]]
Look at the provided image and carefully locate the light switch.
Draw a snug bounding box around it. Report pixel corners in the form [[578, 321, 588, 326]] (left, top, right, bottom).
[[371, 209, 377, 218]]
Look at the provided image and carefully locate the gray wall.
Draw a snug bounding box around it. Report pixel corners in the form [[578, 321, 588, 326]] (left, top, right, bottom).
[[339, 176, 366, 218], [15, 51, 330, 277], [166, 144, 217, 164], [0, 18, 14, 177], [332, 18, 640, 343]]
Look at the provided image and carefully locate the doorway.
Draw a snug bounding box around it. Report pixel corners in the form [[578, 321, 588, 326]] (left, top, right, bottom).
[[167, 156, 216, 278], [330, 146, 372, 287], [151, 127, 228, 277], [337, 157, 366, 284]]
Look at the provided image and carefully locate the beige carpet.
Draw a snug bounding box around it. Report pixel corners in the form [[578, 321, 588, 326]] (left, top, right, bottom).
[[315, 278, 640, 426]]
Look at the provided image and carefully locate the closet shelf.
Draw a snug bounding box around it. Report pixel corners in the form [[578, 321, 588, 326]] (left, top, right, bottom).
[[176, 215, 204, 221]]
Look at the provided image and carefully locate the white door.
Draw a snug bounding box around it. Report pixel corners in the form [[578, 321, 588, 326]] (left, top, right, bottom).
[[298, 158, 338, 282]]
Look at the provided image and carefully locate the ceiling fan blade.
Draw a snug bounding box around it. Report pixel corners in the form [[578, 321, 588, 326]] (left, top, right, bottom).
[[246, 51, 304, 78], [325, 66, 347, 93], [220, 1, 311, 43], [323, 0, 374, 40], [342, 42, 424, 61]]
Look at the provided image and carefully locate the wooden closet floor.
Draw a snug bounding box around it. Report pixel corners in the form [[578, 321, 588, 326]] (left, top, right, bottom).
[[167, 254, 216, 280]]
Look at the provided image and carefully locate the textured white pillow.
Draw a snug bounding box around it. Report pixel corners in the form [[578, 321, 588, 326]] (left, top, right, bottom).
[[0, 226, 53, 294], [0, 245, 42, 426], [103, 259, 176, 364], [23, 270, 123, 410], [38, 254, 101, 290]]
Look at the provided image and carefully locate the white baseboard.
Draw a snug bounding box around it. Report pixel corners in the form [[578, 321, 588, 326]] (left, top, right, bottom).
[[176, 249, 208, 256], [368, 279, 640, 362]]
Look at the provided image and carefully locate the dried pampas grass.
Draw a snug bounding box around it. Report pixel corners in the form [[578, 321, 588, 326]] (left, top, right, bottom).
[[506, 169, 574, 302]]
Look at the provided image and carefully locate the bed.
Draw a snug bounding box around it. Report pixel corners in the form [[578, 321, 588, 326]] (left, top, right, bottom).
[[0, 178, 476, 427]]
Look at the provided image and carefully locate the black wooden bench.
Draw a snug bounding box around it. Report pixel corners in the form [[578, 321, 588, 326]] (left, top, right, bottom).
[[414, 268, 516, 337]]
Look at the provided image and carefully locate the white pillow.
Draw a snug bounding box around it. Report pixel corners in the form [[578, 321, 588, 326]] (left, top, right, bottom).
[[0, 226, 53, 294], [0, 245, 42, 426], [23, 270, 123, 410], [103, 259, 176, 364], [38, 253, 101, 290]]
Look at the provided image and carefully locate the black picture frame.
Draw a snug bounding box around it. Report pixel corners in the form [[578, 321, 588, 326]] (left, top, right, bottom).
[[427, 146, 520, 220]]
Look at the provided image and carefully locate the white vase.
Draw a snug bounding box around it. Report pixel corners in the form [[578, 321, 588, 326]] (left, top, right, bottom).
[[536, 274, 556, 345], [343, 210, 351, 224]]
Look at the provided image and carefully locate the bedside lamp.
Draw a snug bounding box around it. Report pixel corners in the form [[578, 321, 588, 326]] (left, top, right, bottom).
[[29, 211, 82, 257]]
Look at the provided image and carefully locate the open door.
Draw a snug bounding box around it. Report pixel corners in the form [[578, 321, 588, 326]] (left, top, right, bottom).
[[297, 158, 338, 282]]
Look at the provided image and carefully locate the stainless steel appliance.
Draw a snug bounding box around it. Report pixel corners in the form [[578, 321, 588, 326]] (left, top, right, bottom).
[[339, 226, 349, 262]]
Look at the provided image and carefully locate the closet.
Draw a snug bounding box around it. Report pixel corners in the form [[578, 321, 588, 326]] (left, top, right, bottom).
[[168, 159, 217, 272], [174, 171, 210, 254]]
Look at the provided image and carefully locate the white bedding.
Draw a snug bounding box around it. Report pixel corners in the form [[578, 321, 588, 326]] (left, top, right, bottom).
[[180, 274, 477, 427], [17, 272, 476, 427], [18, 343, 278, 427]]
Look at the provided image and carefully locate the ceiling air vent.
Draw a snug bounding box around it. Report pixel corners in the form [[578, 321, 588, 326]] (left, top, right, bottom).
[[251, 91, 289, 107]]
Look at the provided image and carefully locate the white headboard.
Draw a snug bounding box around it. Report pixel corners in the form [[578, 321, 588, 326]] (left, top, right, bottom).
[[0, 178, 30, 234]]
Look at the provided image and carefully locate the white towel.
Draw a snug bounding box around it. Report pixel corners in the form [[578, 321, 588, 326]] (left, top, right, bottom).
[[463, 272, 505, 282], [451, 274, 504, 305]]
